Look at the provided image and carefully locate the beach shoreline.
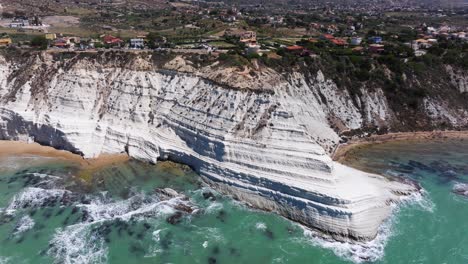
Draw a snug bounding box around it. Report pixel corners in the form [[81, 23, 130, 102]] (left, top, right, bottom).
[[0, 140, 129, 170], [333, 130, 468, 163]]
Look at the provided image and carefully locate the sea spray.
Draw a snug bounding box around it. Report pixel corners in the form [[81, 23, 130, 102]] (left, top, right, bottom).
[[13, 215, 35, 236], [301, 186, 434, 263]]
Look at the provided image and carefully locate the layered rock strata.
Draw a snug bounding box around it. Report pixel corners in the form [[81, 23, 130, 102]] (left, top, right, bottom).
[[1, 51, 461, 241]]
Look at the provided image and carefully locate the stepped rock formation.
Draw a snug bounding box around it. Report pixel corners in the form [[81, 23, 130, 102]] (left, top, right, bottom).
[[0, 51, 466, 242]]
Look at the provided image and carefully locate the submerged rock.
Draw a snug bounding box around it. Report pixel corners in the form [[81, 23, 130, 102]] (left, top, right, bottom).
[[174, 203, 194, 214], [202, 191, 216, 201], [166, 212, 184, 225], [453, 183, 468, 198], [155, 188, 181, 200], [408, 160, 436, 173]]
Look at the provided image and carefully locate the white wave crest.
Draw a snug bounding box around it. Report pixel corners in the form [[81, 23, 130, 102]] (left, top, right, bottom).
[[77, 193, 183, 222], [301, 188, 432, 263], [48, 224, 108, 264], [255, 222, 267, 231], [401, 189, 435, 213], [13, 215, 35, 235], [302, 216, 395, 263], [145, 229, 166, 258], [5, 187, 69, 214]]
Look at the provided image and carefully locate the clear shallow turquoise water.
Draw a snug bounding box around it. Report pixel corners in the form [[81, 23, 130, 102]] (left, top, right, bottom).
[[0, 139, 467, 264]]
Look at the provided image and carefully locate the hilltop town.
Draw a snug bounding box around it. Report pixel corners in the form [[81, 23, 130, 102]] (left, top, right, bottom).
[[0, 0, 466, 70]]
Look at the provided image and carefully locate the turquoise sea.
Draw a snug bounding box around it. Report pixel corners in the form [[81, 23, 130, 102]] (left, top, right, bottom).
[[0, 139, 467, 264]]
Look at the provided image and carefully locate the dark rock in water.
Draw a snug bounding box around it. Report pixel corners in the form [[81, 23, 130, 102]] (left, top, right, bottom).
[[408, 160, 436, 173], [29, 210, 37, 216], [42, 197, 57, 208], [441, 170, 457, 178], [389, 161, 415, 173], [174, 203, 194, 214], [7, 177, 18, 184], [129, 243, 145, 256], [61, 193, 75, 206], [80, 197, 91, 205], [229, 247, 240, 257], [453, 183, 468, 198], [105, 237, 111, 243], [35, 223, 45, 230], [0, 215, 15, 225], [71, 207, 79, 215], [81, 211, 90, 222], [211, 246, 220, 255], [159, 231, 173, 250], [16, 236, 24, 244], [155, 188, 180, 200], [394, 177, 422, 192], [42, 208, 53, 219], [265, 229, 275, 240], [55, 207, 66, 216], [33, 232, 41, 239], [136, 232, 144, 240], [166, 212, 184, 225], [143, 223, 151, 230], [216, 210, 227, 223], [208, 257, 217, 264], [202, 191, 216, 201]]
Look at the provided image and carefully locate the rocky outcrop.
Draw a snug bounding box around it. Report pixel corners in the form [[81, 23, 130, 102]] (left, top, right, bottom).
[[0, 50, 465, 242]]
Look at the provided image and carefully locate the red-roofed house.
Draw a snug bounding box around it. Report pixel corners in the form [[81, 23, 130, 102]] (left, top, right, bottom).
[[53, 38, 70, 49], [286, 45, 310, 56], [103, 35, 123, 47], [331, 38, 348, 46], [321, 34, 335, 40]]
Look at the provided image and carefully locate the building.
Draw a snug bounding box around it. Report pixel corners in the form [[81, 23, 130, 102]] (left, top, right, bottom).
[[9, 17, 29, 28], [415, 39, 432, 49], [331, 38, 348, 47], [351, 37, 362, 46], [246, 43, 260, 55], [102, 35, 123, 47], [0, 37, 12, 46], [239, 31, 257, 43], [79, 38, 96, 50], [321, 34, 335, 41], [45, 33, 57, 41], [369, 44, 385, 53], [368, 36, 383, 44], [130, 38, 144, 49], [53, 38, 70, 49], [286, 45, 310, 56]]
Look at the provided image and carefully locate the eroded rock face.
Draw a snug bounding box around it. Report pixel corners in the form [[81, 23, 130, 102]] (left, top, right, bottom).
[[0, 51, 462, 241]]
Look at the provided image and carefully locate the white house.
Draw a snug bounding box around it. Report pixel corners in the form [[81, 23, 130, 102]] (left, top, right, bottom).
[[130, 39, 144, 49]]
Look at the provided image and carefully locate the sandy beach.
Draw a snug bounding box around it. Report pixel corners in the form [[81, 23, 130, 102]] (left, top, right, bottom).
[[0, 140, 129, 170], [333, 130, 468, 163]]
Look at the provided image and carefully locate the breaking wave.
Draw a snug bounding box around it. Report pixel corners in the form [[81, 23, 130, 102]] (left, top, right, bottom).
[[302, 188, 434, 263], [3, 171, 194, 264], [5, 187, 70, 215], [13, 215, 35, 236], [48, 224, 108, 264]]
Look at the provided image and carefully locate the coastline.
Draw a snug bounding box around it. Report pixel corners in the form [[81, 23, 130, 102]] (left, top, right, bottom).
[[0, 140, 129, 170], [333, 130, 468, 163]]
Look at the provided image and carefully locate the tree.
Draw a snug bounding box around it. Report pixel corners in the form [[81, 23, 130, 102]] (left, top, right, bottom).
[[30, 36, 48, 50]]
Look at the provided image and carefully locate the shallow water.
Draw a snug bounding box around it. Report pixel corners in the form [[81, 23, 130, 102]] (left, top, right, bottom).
[[0, 139, 467, 264]]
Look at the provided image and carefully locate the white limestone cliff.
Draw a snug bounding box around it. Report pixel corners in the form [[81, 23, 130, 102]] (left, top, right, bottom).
[[0, 52, 429, 241]]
